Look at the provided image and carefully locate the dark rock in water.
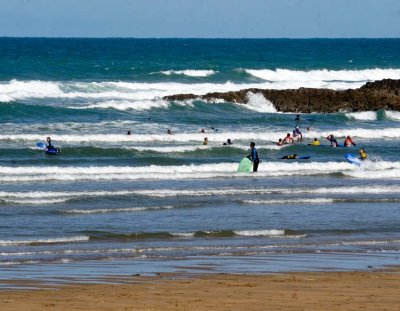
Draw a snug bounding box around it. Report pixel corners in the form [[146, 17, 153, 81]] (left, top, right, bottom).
[[163, 79, 400, 113]]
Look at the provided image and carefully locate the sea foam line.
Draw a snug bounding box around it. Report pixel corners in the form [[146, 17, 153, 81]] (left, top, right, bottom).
[[0, 161, 399, 183], [0, 236, 89, 246], [2, 69, 400, 104], [1, 185, 399, 205], [1, 127, 400, 144]]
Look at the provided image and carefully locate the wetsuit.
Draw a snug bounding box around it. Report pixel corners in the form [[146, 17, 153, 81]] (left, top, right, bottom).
[[344, 138, 356, 147], [327, 136, 338, 147], [310, 140, 320, 146], [248, 147, 260, 172], [293, 128, 302, 140]]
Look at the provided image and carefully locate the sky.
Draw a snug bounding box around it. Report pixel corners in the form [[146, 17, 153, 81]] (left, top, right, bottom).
[[0, 0, 399, 38]]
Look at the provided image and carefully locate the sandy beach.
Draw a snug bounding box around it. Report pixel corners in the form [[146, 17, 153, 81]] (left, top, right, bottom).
[[1, 270, 399, 311]]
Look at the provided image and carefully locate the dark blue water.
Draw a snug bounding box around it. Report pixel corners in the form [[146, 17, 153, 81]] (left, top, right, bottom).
[[0, 39, 399, 284]]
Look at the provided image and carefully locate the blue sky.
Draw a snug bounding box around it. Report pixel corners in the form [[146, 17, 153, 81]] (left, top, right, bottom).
[[0, 0, 399, 38]]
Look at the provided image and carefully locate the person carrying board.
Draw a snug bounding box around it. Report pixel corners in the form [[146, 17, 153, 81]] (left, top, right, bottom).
[[247, 142, 260, 172]]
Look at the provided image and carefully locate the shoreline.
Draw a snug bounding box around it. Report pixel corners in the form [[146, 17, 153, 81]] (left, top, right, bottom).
[[1, 269, 399, 310]]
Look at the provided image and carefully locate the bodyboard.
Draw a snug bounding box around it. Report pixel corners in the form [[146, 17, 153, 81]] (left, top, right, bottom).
[[237, 157, 252, 172], [345, 153, 361, 166]]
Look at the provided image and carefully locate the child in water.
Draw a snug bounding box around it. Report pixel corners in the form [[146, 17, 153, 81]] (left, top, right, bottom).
[[359, 148, 367, 161]]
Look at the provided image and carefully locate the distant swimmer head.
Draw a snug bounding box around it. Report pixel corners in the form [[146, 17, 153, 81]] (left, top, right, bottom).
[[46, 137, 51, 142], [200, 129, 205, 133], [227, 139, 232, 144], [127, 130, 131, 135], [250, 142, 255, 148], [286, 133, 291, 137], [167, 129, 172, 134], [347, 135, 351, 139], [314, 138, 318, 141]]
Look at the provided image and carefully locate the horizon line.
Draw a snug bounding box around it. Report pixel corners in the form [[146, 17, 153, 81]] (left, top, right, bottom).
[[0, 36, 399, 40]]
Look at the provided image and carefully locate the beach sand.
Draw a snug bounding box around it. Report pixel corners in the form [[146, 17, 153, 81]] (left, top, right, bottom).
[[1, 270, 399, 311]]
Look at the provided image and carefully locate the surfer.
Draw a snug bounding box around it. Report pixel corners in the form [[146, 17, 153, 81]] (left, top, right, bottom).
[[292, 126, 302, 141], [203, 137, 208, 145], [46, 137, 53, 148], [308, 138, 321, 146], [344, 135, 356, 147], [326, 134, 338, 147], [359, 148, 367, 161], [282, 133, 294, 144], [281, 154, 298, 159], [247, 142, 260, 172], [223, 139, 232, 145]]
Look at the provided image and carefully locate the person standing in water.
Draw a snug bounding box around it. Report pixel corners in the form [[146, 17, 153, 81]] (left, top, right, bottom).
[[247, 142, 260, 172], [203, 137, 208, 145]]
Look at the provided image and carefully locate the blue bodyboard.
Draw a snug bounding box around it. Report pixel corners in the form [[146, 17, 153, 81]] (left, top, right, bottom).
[[345, 153, 361, 166], [36, 142, 46, 149]]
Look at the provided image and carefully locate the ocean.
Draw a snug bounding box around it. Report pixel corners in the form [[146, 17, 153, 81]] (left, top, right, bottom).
[[0, 38, 399, 283]]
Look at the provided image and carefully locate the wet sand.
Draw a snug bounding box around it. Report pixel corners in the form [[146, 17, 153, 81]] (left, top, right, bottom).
[[1, 270, 399, 311]]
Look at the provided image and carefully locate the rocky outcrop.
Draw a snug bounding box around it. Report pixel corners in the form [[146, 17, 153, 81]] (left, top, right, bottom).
[[163, 79, 400, 113]]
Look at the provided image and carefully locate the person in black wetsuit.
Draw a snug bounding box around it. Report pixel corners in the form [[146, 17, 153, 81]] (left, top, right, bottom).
[[326, 134, 338, 147], [223, 139, 232, 145], [46, 137, 53, 148], [247, 142, 260, 172]]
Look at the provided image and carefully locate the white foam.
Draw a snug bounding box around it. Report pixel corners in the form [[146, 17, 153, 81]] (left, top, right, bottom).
[[159, 70, 216, 77], [245, 92, 278, 113], [245, 68, 400, 89], [0, 185, 398, 205], [317, 127, 400, 139], [242, 198, 335, 204], [74, 99, 169, 111], [2, 127, 400, 145], [0, 236, 89, 246], [234, 229, 286, 236], [345, 111, 377, 121], [2, 69, 399, 108], [64, 206, 173, 214], [384, 110, 400, 121], [0, 160, 397, 183]]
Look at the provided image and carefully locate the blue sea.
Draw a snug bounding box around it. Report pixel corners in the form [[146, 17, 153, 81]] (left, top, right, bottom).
[[0, 39, 399, 284]]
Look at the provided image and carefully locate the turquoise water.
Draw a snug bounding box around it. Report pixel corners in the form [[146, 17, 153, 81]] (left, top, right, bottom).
[[0, 39, 399, 283]]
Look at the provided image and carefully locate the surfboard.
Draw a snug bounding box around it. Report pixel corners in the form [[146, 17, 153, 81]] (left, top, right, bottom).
[[237, 157, 252, 172], [345, 153, 361, 166]]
